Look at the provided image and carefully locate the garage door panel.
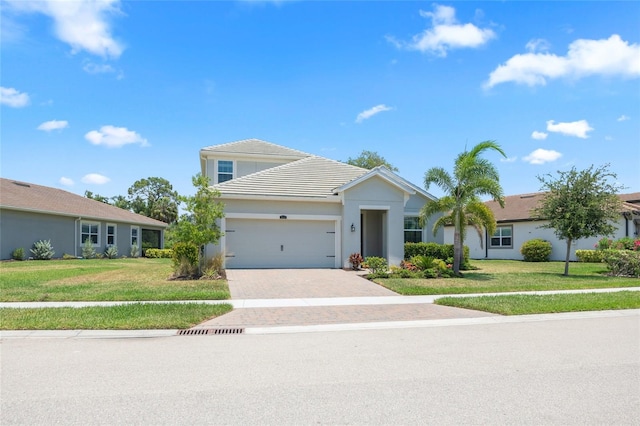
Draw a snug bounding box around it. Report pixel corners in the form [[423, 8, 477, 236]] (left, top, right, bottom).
[[225, 219, 335, 268]]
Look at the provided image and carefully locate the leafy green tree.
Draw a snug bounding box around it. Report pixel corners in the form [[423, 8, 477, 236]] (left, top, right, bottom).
[[532, 164, 623, 276], [111, 195, 131, 210], [127, 177, 180, 223], [84, 191, 111, 204], [172, 173, 225, 272], [420, 141, 506, 275], [346, 150, 398, 171]]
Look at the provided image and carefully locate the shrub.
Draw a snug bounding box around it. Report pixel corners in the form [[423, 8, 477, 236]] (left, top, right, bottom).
[[31, 240, 55, 260], [82, 238, 97, 259], [595, 237, 613, 251], [348, 253, 364, 270], [404, 242, 471, 269], [613, 237, 636, 251], [130, 243, 139, 258], [62, 253, 77, 260], [575, 250, 603, 263], [172, 242, 199, 276], [410, 255, 436, 271], [11, 247, 25, 261], [104, 245, 118, 259], [520, 239, 552, 262], [145, 248, 174, 258], [601, 249, 640, 278], [202, 252, 225, 279], [364, 256, 387, 274], [421, 269, 438, 278]]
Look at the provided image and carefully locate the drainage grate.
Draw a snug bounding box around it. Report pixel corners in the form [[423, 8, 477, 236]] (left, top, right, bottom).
[[177, 328, 244, 336]]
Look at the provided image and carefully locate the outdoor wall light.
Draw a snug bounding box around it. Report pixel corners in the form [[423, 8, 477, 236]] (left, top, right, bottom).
[[351, 223, 356, 232]]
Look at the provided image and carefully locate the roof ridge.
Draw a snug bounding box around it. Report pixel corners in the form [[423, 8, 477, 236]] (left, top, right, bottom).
[[200, 138, 312, 157]]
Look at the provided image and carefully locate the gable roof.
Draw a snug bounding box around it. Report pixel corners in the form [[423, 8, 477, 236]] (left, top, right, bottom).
[[486, 192, 640, 223], [0, 178, 167, 227], [333, 165, 437, 201], [213, 156, 369, 199], [200, 139, 311, 159]]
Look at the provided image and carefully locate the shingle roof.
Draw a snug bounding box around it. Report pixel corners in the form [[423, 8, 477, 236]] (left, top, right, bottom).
[[213, 156, 369, 199], [0, 178, 167, 227], [485, 192, 640, 222], [200, 139, 311, 159]]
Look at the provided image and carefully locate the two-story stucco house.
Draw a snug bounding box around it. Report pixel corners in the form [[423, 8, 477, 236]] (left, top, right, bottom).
[[444, 192, 640, 261], [200, 139, 442, 269]]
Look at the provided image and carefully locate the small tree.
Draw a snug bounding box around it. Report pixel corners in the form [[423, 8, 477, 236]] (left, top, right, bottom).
[[345, 150, 398, 171], [172, 173, 225, 273], [532, 164, 623, 276]]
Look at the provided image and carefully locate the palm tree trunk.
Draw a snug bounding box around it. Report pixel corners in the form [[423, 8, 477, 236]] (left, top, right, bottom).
[[563, 238, 572, 276], [453, 230, 462, 275]]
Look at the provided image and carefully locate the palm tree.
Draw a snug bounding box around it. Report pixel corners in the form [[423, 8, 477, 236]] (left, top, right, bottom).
[[420, 141, 506, 275]]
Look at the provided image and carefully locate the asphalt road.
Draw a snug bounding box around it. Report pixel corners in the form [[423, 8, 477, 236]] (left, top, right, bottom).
[[2, 314, 639, 425]]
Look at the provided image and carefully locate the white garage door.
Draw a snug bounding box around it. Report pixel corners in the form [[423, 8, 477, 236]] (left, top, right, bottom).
[[225, 219, 336, 268]]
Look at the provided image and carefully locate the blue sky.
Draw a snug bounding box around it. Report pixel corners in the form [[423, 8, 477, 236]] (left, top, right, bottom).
[[2, 0, 639, 200]]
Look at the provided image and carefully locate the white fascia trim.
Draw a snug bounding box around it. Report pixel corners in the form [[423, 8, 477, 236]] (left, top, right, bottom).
[[359, 205, 390, 211], [219, 194, 341, 203], [226, 213, 341, 221]]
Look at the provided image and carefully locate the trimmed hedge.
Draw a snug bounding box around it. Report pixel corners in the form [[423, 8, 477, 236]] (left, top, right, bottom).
[[145, 248, 174, 259], [576, 250, 603, 263], [520, 239, 552, 262]]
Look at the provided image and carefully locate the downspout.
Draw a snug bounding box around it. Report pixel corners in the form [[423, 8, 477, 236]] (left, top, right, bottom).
[[75, 217, 81, 257], [623, 212, 631, 237], [484, 228, 488, 258]]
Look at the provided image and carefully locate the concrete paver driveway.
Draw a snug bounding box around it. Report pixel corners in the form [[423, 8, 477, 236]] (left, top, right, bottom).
[[226, 269, 397, 299]]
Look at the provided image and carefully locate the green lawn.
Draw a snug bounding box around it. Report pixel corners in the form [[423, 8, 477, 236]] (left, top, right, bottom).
[[0, 303, 233, 330], [436, 291, 640, 315], [0, 258, 230, 302], [375, 260, 640, 295]]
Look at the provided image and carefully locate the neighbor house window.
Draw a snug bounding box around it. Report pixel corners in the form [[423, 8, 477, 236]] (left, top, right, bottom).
[[106, 224, 116, 246], [131, 227, 139, 246], [81, 222, 99, 245], [218, 160, 233, 183], [404, 216, 423, 243], [490, 225, 512, 248]]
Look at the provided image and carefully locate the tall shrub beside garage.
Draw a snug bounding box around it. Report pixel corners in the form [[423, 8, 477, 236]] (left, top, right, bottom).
[[171, 173, 225, 276]]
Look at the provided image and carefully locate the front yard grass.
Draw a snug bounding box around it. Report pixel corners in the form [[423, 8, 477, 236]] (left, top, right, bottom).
[[0, 303, 233, 330], [374, 260, 640, 295], [436, 291, 640, 315], [0, 258, 230, 302]]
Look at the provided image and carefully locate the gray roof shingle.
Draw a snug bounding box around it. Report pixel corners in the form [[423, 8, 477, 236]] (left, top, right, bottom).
[[200, 139, 311, 159], [213, 156, 369, 199], [0, 178, 167, 227]]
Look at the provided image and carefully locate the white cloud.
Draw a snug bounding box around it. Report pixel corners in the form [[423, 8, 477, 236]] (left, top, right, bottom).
[[388, 4, 495, 57], [546, 119, 593, 138], [355, 104, 393, 123], [4, 0, 124, 58], [531, 131, 548, 140], [37, 120, 69, 132], [81, 173, 110, 185], [83, 62, 115, 74], [0, 86, 30, 107], [617, 114, 630, 122], [485, 34, 640, 88], [523, 149, 562, 165], [59, 177, 74, 186], [85, 125, 149, 148], [525, 38, 551, 53]]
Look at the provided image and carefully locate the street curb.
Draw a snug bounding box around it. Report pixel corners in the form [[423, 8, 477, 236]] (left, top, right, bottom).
[[2, 309, 638, 339]]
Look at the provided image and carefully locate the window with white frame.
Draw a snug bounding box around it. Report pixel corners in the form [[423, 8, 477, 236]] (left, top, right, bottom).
[[131, 226, 139, 246], [490, 225, 512, 248], [217, 160, 233, 183], [404, 216, 423, 243], [106, 224, 116, 246], [81, 222, 99, 245]]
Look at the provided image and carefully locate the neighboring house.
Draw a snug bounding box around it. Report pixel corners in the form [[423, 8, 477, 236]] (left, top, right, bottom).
[[444, 192, 640, 261], [0, 178, 167, 260], [200, 139, 442, 269]]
